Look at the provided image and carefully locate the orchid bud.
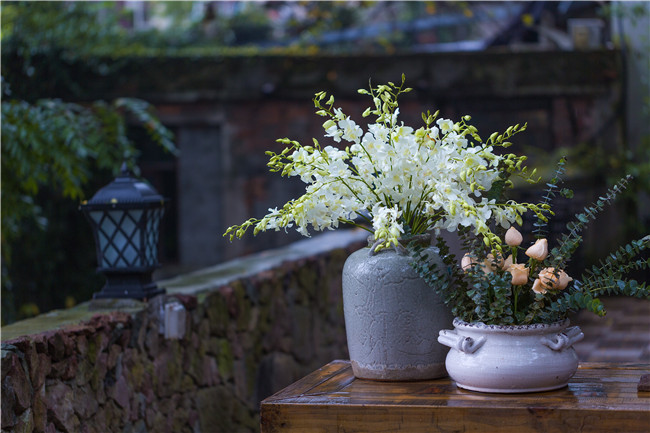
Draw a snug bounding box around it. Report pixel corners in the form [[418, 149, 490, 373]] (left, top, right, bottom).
[[508, 263, 529, 286], [505, 226, 523, 246], [525, 238, 548, 261]]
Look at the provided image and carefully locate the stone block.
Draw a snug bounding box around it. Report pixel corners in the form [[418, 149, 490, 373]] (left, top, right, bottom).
[[196, 386, 235, 433], [290, 305, 315, 364], [144, 326, 159, 358], [14, 408, 34, 433], [75, 334, 88, 355], [29, 352, 51, 390], [2, 350, 32, 414], [47, 334, 65, 362], [215, 339, 234, 382], [73, 385, 99, 420], [108, 343, 123, 369], [201, 357, 220, 387], [44, 382, 79, 432], [89, 352, 108, 394], [1, 382, 17, 428], [50, 355, 77, 381], [204, 292, 229, 336], [88, 332, 109, 364], [255, 352, 300, 402], [32, 391, 47, 433]]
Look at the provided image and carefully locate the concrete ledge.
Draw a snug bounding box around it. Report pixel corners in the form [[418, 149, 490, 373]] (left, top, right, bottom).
[[161, 229, 369, 295]]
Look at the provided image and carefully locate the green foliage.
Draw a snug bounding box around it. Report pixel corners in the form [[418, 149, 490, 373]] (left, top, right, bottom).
[[1, 97, 176, 255], [1, 2, 128, 100], [409, 236, 473, 320], [410, 158, 650, 325], [1, 1, 126, 61], [548, 175, 633, 271], [532, 157, 567, 239], [579, 236, 650, 298], [1, 1, 177, 324]]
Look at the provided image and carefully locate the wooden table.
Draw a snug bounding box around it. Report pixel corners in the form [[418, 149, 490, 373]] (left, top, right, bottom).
[[261, 360, 650, 433]]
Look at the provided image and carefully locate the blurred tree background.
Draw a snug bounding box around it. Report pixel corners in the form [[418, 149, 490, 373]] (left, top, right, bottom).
[[0, 0, 484, 324], [1, 1, 647, 324], [1, 1, 176, 324]]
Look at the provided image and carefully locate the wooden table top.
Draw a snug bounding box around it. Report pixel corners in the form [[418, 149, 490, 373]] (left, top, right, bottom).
[[261, 360, 650, 433]]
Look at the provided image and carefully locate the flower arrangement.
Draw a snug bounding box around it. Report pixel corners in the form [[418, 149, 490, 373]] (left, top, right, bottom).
[[410, 158, 650, 325], [225, 75, 544, 251], [224, 75, 649, 327]]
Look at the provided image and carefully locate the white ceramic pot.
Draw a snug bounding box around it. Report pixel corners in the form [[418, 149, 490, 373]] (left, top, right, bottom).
[[342, 246, 453, 381], [438, 318, 584, 393]]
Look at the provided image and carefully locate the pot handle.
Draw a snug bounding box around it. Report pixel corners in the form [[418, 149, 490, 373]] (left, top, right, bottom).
[[541, 326, 584, 351], [438, 329, 486, 354]]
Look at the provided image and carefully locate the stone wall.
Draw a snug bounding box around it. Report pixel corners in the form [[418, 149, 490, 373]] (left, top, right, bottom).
[[1, 230, 368, 433]]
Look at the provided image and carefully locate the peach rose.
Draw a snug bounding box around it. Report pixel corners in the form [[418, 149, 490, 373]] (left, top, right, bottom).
[[535, 267, 573, 293], [461, 253, 478, 271], [532, 278, 547, 294], [505, 226, 523, 247], [484, 253, 513, 271], [502, 254, 513, 271], [484, 253, 503, 272], [525, 238, 548, 261], [557, 270, 573, 290], [508, 263, 529, 286]]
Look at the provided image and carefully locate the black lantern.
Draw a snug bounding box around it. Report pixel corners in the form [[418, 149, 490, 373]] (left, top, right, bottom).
[[80, 163, 166, 300]]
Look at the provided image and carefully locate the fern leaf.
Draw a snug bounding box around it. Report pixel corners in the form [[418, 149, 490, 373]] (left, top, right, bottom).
[[533, 157, 567, 239], [549, 175, 633, 270]]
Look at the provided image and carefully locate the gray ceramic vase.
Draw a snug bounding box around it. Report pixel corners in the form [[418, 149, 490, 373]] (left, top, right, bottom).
[[342, 246, 453, 381]]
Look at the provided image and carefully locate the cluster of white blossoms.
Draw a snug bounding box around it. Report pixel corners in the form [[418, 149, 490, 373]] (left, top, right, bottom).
[[226, 77, 539, 251]]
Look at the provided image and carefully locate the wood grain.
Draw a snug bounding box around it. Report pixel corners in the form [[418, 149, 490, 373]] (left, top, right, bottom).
[[261, 361, 650, 433]]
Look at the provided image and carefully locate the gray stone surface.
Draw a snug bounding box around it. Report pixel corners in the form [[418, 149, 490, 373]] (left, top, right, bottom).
[[160, 229, 369, 295]]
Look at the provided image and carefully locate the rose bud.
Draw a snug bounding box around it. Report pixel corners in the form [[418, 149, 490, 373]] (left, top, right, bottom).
[[525, 238, 548, 261], [505, 226, 523, 247]]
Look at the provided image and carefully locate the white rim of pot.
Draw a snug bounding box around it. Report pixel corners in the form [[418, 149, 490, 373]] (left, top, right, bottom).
[[452, 318, 570, 335]]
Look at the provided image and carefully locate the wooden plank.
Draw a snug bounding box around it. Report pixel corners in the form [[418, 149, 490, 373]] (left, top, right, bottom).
[[261, 361, 650, 433], [266, 360, 353, 401]]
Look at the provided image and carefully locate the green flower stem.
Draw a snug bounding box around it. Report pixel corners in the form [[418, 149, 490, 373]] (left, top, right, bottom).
[[511, 246, 518, 264]]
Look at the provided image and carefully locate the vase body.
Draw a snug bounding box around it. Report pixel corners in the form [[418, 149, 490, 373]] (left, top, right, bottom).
[[342, 247, 453, 381], [439, 318, 584, 393]]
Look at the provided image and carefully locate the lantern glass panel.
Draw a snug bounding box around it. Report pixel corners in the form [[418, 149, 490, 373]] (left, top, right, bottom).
[[90, 210, 115, 268], [117, 209, 143, 266], [145, 208, 164, 265], [90, 208, 151, 268]]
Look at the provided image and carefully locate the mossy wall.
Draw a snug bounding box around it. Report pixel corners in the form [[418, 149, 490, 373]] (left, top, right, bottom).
[[1, 230, 367, 433]]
